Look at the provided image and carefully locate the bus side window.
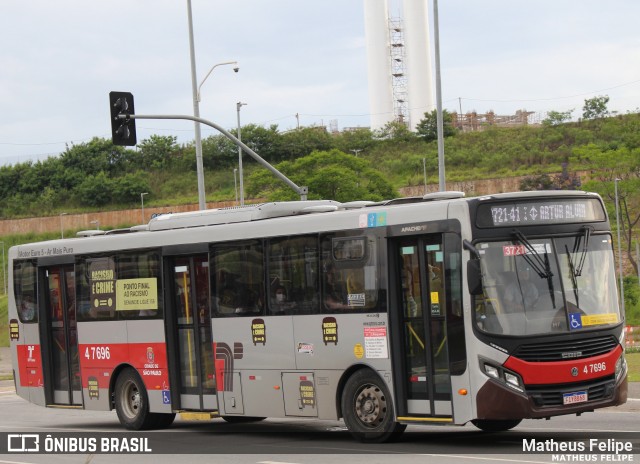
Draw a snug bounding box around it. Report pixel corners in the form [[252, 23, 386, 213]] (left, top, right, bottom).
[[267, 235, 319, 315], [116, 251, 162, 319], [14, 260, 38, 323], [321, 233, 379, 313], [212, 240, 265, 317]]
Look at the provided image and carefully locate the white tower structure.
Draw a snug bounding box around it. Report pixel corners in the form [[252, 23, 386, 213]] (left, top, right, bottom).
[[364, 0, 434, 131], [364, 0, 394, 131], [402, 0, 434, 130]]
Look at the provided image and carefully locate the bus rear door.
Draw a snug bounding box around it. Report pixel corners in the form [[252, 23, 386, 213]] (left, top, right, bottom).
[[41, 265, 82, 406], [166, 254, 216, 411], [391, 234, 453, 421]]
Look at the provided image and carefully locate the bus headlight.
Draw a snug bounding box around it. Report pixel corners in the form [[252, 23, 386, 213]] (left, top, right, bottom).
[[484, 364, 499, 379], [615, 354, 626, 380], [504, 372, 521, 388], [480, 359, 525, 393]]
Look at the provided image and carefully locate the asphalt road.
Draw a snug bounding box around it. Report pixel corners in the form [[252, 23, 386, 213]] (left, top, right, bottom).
[[0, 347, 638, 464]]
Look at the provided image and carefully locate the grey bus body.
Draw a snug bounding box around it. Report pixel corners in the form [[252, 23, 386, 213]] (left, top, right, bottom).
[[8, 191, 627, 442]]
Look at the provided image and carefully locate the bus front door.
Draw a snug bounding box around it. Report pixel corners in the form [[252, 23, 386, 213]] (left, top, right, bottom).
[[167, 255, 216, 411], [392, 235, 453, 419], [42, 265, 82, 406]]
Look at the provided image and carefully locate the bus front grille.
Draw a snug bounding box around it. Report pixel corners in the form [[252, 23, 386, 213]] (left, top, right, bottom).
[[513, 336, 618, 362]]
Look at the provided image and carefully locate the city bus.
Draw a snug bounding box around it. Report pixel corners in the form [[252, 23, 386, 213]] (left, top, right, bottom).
[[8, 190, 627, 443]]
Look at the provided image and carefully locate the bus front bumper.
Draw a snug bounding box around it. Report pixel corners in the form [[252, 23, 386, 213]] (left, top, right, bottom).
[[475, 373, 628, 420]]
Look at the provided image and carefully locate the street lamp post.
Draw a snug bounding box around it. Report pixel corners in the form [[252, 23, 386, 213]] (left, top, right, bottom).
[[433, 0, 446, 191], [423, 158, 428, 195], [614, 178, 625, 314], [141, 192, 148, 224], [233, 168, 238, 205], [237, 102, 247, 206], [350, 149, 362, 157], [59, 212, 68, 239], [187, 0, 238, 211]]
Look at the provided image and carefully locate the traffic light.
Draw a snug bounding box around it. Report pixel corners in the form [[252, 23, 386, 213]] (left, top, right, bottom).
[[109, 91, 137, 146]]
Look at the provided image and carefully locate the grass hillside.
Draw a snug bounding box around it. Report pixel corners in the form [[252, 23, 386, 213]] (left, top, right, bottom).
[[0, 295, 8, 348], [1, 113, 640, 218]]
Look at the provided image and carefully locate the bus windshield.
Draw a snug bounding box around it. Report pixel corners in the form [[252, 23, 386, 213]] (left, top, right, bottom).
[[474, 233, 621, 336]]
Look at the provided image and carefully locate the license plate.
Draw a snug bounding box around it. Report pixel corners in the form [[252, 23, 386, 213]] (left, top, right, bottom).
[[563, 391, 588, 405]]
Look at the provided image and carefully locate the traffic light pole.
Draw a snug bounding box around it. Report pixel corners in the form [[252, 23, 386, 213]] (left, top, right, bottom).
[[118, 113, 308, 201]]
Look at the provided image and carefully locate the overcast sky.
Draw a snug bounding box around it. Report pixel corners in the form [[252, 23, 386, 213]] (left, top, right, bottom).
[[1, 0, 639, 165]]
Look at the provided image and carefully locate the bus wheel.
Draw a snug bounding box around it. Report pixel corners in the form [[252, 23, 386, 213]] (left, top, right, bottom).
[[115, 368, 153, 430], [471, 419, 522, 432], [341, 369, 406, 443], [150, 412, 176, 429], [221, 416, 266, 423]]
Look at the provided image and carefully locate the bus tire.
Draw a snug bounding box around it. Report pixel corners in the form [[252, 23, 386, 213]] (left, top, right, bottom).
[[471, 419, 522, 432], [341, 369, 406, 443], [149, 412, 176, 429], [114, 368, 153, 430], [221, 416, 266, 423]]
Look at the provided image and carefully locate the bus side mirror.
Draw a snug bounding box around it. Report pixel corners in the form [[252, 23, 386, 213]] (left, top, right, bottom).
[[467, 259, 483, 295]]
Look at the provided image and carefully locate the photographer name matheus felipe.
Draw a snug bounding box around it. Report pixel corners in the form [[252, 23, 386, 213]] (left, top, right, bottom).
[[523, 438, 635, 462]]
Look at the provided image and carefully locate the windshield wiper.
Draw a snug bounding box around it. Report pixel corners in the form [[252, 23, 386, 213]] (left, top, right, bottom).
[[565, 244, 580, 306], [573, 226, 592, 277], [565, 227, 593, 308], [512, 229, 553, 279]]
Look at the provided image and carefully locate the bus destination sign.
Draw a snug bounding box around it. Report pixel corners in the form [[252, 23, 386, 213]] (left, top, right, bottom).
[[476, 198, 605, 228]]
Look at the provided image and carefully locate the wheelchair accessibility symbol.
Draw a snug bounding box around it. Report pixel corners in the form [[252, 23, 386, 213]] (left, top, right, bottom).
[[569, 313, 582, 330], [162, 390, 171, 405]]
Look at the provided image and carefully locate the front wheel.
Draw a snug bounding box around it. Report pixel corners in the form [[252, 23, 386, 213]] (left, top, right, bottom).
[[114, 368, 157, 430], [472, 419, 522, 432], [341, 369, 406, 443]]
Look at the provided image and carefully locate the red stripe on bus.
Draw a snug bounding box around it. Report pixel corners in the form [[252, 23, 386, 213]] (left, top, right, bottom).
[[16, 344, 43, 388], [78, 342, 169, 390], [503, 345, 622, 385]]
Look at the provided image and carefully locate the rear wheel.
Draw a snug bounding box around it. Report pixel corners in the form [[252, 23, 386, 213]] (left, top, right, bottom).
[[150, 412, 176, 429], [114, 368, 175, 430], [472, 419, 522, 432], [341, 369, 406, 443]]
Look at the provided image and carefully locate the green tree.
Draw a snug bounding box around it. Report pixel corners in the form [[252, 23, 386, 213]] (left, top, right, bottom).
[[520, 174, 555, 191], [278, 127, 335, 162], [246, 149, 396, 202], [577, 145, 640, 275], [520, 164, 581, 191], [582, 95, 610, 120], [333, 128, 376, 156], [543, 109, 574, 126], [233, 124, 282, 163], [375, 120, 417, 142], [59, 138, 133, 186], [415, 109, 457, 142], [112, 172, 151, 204], [624, 276, 640, 325], [74, 172, 114, 207], [200, 134, 237, 169], [136, 135, 180, 170]]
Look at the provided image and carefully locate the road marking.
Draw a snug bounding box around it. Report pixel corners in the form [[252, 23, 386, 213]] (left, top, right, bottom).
[[414, 455, 553, 463], [257, 462, 302, 464], [521, 425, 640, 433], [0, 460, 39, 464], [259, 447, 552, 463]]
